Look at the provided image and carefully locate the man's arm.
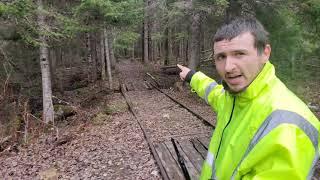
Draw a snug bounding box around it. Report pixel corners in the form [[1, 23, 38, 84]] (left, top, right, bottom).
[[177, 64, 224, 111]]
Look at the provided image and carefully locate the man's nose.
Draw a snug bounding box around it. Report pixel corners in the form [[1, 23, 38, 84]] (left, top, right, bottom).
[[225, 57, 236, 72]]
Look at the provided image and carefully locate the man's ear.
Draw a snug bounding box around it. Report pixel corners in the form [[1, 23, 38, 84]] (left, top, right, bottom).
[[262, 44, 271, 63]]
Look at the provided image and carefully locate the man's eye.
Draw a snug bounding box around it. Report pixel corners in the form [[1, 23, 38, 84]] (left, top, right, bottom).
[[215, 55, 225, 61], [235, 52, 245, 56]]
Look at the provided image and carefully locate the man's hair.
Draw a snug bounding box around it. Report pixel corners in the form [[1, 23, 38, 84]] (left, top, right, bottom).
[[214, 17, 269, 55]]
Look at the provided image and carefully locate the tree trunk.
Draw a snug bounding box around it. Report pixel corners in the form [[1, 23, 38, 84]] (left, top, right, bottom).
[[108, 31, 116, 69], [132, 43, 135, 61], [159, 41, 162, 62], [225, 0, 242, 22], [189, 12, 201, 70], [185, 38, 189, 65], [164, 27, 169, 65], [86, 32, 93, 82], [179, 40, 183, 60], [100, 29, 106, 81], [226, 0, 255, 21], [104, 29, 113, 90], [91, 32, 98, 81], [148, 23, 152, 62], [49, 48, 56, 86], [143, 0, 149, 64], [38, 0, 54, 123], [168, 28, 173, 63]]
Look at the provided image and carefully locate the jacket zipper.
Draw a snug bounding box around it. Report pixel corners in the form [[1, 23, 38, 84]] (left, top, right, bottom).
[[215, 96, 236, 160]]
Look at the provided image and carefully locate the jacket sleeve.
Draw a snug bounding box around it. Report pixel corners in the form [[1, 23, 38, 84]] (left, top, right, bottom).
[[235, 124, 317, 180], [189, 71, 224, 112]]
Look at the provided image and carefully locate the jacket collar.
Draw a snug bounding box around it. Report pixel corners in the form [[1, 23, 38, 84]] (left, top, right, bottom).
[[223, 61, 276, 100]]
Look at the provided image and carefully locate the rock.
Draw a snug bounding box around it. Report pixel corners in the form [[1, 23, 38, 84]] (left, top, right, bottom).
[[54, 105, 76, 121], [39, 167, 58, 180], [163, 114, 170, 119], [11, 161, 18, 167], [108, 160, 113, 166], [151, 170, 159, 176], [130, 164, 137, 170]]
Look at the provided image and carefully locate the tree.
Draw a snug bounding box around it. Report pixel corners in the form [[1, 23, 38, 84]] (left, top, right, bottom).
[[189, 10, 201, 70], [37, 0, 54, 123], [104, 29, 113, 89], [143, 0, 149, 63], [0, 0, 81, 123]]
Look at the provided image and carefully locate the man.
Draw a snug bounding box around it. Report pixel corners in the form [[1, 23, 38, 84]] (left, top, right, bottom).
[[177, 17, 320, 179]]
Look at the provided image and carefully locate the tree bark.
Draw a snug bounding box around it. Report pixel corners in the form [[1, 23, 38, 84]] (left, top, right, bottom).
[[226, 0, 255, 22], [164, 27, 169, 65], [104, 29, 113, 90], [100, 29, 106, 81], [189, 12, 201, 70], [91, 32, 98, 81], [108, 31, 116, 69], [185, 39, 189, 64], [132, 43, 135, 61], [86, 32, 93, 82], [143, 0, 149, 64], [38, 0, 54, 123], [148, 23, 152, 62], [225, 0, 242, 22]]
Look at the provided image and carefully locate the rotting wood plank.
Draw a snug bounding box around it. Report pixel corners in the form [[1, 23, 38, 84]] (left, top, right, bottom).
[[179, 140, 205, 172], [161, 132, 210, 140], [155, 143, 185, 180], [197, 136, 211, 149], [165, 141, 199, 179], [190, 139, 208, 159], [176, 140, 199, 180], [143, 81, 152, 90]]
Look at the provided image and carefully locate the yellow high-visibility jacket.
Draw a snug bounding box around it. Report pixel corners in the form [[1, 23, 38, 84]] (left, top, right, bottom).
[[189, 61, 320, 179]]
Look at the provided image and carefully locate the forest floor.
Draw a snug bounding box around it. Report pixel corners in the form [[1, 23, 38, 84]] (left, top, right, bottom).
[[0, 59, 319, 179]]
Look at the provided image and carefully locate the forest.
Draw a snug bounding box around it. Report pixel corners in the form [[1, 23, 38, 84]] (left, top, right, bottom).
[[0, 0, 320, 179]]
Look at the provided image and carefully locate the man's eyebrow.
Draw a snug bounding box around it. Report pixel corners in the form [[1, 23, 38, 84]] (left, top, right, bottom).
[[214, 49, 248, 55], [213, 52, 225, 57], [233, 49, 248, 53]]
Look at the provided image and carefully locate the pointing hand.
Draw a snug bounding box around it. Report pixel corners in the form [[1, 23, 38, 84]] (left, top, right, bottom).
[[177, 64, 191, 81]]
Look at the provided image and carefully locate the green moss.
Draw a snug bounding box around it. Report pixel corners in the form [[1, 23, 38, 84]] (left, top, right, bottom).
[[104, 101, 128, 115], [54, 105, 74, 114], [92, 112, 110, 125]]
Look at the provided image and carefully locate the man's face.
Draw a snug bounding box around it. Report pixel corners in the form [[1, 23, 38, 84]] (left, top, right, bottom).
[[213, 32, 271, 93]]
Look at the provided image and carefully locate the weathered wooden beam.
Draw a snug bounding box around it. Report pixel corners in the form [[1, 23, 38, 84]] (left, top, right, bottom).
[[155, 143, 184, 179]]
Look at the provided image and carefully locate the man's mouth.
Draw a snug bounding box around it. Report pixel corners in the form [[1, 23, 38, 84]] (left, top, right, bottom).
[[226, 74, 243, 85]]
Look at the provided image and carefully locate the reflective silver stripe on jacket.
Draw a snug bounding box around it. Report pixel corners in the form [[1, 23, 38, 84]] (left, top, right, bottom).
[[205, 82, 218, 104], [206, 151, 215, 167], [231, 110, 319, 179], [206, 151, 217, 180]]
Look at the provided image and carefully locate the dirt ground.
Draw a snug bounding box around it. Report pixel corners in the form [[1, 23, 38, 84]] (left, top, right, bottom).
[[0, 59, 319, 179]]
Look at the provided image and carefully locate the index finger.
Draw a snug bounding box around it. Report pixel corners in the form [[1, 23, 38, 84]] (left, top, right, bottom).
[[177, 64, 184, 70]]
